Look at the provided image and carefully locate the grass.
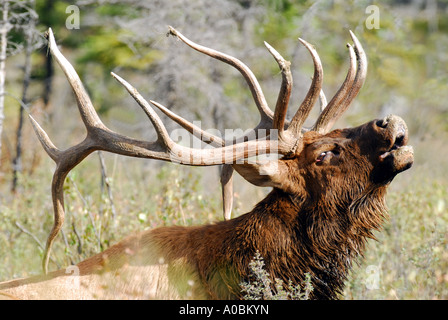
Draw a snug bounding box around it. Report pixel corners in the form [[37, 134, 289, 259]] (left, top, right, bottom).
[[0, 146, 447, 299], [344, 177, 448, 299], [0, 155, 221, 279]]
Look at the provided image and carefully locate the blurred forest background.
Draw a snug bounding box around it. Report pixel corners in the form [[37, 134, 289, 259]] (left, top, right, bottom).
[[0, 0, 447, 299]]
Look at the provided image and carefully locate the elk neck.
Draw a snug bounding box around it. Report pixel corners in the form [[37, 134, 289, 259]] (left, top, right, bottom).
[[151, 185, 388, 299]]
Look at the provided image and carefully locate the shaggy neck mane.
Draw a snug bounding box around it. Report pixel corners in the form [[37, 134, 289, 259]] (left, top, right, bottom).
[[193, 186, 386, 299]]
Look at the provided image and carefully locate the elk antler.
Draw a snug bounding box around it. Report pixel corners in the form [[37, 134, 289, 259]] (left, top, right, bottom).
[[34, 28, 366, 273], [163, 28, 366, 219], [34, 28, 314, 273]]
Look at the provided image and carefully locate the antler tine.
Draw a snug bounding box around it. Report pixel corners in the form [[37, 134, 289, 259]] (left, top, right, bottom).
[[286, 38, 324, 137], [111, 76, 251, 163], [149, 100, 224, 148], [219, 42, 292, 220], [110, 73, 172, 149], [28, 115, 60, 161], [264, 41, 292, 136], [45, 28, 104, 131], [313, 31, 367, 134], [343, 31, 368, 111], [165, 28, 278, 221], [312, 43, 357, 133], [319, 89, 328, 112], [220, 164, 234, 220], [167, 26, 274, 127]]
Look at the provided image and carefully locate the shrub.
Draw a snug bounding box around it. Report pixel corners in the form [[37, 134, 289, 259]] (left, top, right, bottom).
[[240, 251, 313, 300]]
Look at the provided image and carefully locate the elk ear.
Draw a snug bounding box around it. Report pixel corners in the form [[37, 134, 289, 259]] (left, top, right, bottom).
[[233, 160, 292, 189]]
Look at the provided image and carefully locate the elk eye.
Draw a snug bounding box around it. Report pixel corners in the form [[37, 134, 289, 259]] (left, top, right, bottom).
[[316, 149, 339, 164], [316, 151, 330, 163]]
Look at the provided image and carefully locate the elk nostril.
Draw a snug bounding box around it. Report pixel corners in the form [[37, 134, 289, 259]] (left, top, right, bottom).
[[376, 119, 388, 129], [394, 134, 405, 148]]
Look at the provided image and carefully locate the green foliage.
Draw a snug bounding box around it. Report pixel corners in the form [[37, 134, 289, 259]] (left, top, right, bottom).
[[76, 28, 161, 70], [95, 3, 135, 18], [36, 0, 69, 28]]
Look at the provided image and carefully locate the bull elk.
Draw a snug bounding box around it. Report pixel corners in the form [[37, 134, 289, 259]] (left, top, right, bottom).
[[0, 27, 413, 300]]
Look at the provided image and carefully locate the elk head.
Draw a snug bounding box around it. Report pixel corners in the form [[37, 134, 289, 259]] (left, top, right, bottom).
[[281, 114, 412, 206], [17, 27, 413, 300]]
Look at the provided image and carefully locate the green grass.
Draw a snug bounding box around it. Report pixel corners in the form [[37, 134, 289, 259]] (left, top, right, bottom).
[[0, 156, 221, 279], [344, 178, 448, 299]]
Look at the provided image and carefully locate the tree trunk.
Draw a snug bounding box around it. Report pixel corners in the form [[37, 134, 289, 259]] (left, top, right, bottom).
[[0, 1, 9, 165], [12, 18, 34, 192], [41, 0, 55, 108]]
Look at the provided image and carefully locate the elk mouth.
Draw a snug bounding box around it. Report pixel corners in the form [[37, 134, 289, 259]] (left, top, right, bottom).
[[375, 115, 414, 180], [379, 133, 407, 160]]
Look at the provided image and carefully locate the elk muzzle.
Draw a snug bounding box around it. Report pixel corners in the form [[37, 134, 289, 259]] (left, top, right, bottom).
[[371, 114, 414, 183]]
